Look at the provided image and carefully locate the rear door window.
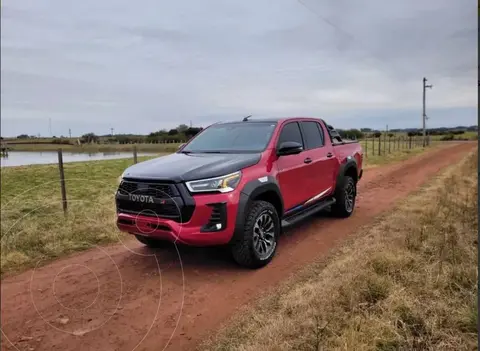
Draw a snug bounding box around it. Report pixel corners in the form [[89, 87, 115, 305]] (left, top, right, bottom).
[[300, 121, 324, 149]]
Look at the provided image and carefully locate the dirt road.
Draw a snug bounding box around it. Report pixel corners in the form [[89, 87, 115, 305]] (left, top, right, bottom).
[[1, 142, 475, 351]]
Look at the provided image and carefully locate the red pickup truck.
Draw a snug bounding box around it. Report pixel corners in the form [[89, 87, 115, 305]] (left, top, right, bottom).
[[116, 117, 363, 268]]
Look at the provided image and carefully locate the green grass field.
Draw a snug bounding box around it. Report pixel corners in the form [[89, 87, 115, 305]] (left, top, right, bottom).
[[0, 141, 447, 275], [0, 156, 155, 275]]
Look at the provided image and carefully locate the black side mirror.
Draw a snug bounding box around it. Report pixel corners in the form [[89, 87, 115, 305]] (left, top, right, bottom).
[[277, 141, 303, 156]]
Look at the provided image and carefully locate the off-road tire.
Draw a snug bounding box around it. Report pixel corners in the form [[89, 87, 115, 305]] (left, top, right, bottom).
[[331, 175, 356, 218], [230, 200, 280, 269], [135, 234, 169, 248]]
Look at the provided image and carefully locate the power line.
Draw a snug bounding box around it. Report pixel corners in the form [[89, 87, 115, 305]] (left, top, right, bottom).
[[294, 0, 408, 76], [296, 0, 354, 41]]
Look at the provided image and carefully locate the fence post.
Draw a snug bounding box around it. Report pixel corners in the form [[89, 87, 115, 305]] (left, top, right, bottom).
[[133, 145, 138, 164], [409, 136, 412, 149], [364, 136, 368, 157], [378, 134, 381, 156], [388, 136, 391, 153], [372, 135, 375, 155], [57, 149, 67, 214]]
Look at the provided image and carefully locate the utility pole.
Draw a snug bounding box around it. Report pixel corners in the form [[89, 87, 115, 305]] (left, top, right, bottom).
[[69, 128, 72, 138], [423, 77, 433, 147], [111, 128, 114, 136], [49, 118, 52, 137]]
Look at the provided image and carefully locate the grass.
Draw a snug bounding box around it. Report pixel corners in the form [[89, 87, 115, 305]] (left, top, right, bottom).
[[201, 149, 478, 351], [0, 142, 450, 275], [0, 155, 157, 275]]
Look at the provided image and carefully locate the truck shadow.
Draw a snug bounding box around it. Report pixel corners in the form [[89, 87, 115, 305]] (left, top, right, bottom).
[[124, 209, 340, 273]]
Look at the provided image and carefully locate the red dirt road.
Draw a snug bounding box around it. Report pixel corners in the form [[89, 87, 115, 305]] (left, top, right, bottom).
[[1, 142, 475, 351]]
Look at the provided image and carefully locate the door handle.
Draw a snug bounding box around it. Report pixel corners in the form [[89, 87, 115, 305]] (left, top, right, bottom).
[[304, 157, 312, 164], [326, 152, 333, 158]]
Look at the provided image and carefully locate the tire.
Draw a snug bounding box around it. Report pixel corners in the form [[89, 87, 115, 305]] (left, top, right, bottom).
[[230, 200, 280, 269], [135, 234, 169, 248], [331, 175, 356, 218]]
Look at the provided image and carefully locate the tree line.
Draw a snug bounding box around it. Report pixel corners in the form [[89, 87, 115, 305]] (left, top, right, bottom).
[[9, 124, 477, 143]]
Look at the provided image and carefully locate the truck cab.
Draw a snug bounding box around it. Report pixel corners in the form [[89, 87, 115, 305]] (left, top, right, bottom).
[[116, 117, 363, 268]]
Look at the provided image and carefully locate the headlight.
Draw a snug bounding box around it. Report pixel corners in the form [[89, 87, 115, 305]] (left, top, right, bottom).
[[185, 171, 242, 193]]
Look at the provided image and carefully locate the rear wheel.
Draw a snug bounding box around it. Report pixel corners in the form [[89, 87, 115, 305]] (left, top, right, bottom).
[[231, 200, 280, 269], [331, 176, 356, 218], [134, 234, 169, 248]]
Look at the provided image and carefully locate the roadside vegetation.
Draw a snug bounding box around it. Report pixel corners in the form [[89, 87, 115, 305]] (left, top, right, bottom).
[[202, 150, 478, 351]]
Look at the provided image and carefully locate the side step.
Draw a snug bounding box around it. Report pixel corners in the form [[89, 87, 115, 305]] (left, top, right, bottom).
[[281, 198, 336, 228]]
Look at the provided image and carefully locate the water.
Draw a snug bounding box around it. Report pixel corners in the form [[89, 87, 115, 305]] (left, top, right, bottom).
[[0, 151, 158, 167]]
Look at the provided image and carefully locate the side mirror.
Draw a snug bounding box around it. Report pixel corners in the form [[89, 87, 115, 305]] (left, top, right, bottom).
[[277, 141, 303, 156]]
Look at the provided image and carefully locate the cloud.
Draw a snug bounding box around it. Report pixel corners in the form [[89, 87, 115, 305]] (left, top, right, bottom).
[[1, 0, 477, 136]]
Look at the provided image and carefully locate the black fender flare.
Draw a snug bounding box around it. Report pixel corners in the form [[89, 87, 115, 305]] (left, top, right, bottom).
[[335, 157, 358, 194], [230, 176, 284, 244]]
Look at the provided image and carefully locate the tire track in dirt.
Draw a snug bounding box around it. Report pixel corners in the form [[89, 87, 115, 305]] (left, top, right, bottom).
[[1, 142, 475, 351]]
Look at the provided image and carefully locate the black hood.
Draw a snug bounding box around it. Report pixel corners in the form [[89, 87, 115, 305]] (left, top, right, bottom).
[[122, 152, 262, 182]]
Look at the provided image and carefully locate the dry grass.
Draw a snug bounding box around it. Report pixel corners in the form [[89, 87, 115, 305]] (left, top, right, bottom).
[[201, 150, 478, 351]]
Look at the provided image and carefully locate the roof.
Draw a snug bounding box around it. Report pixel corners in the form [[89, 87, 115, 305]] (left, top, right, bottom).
[[216, 116, 323, 125]]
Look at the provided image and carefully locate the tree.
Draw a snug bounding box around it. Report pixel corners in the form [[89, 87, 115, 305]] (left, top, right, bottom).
[[388, 133, 394, 138], [177, 124, 189, 133], [374, 132, 381, 138], [168, 129, 178, 135], [184, 127, 202, 139], [81, 133, 99, 144], [17, 134, 29, 139]]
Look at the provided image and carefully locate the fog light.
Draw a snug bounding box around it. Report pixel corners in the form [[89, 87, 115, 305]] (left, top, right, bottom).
[[215, 223, 222, 230]]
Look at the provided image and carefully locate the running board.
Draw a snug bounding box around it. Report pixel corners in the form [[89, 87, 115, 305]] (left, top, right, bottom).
[[281, 198, 336, 228]]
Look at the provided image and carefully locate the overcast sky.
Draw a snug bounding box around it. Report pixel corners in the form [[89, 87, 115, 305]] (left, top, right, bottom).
[[1, 0, 477, 137]]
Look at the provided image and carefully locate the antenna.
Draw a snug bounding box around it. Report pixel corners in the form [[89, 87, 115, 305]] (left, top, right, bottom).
[[242, 114, 252, 122]]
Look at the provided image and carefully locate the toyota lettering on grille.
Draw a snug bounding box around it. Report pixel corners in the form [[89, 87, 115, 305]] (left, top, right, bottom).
[[128, 194, 154, 203]]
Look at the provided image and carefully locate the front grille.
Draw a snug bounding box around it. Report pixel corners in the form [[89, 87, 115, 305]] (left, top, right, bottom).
[[116, 180, 194, 223], [116, 199, 180, 219], [118, 180, 177, 198]]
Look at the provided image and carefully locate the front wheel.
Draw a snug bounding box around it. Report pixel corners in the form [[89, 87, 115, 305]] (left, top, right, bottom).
[[231, 200, 280, 269], [331, 176, 357, 218]]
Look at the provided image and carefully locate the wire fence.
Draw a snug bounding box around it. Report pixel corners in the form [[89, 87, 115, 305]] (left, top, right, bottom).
[[359, 134, 433, 159]]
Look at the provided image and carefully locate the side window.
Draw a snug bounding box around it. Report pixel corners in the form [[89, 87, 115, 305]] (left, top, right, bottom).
[[277, 122, 303, 147], [300, 121, 324, 149]]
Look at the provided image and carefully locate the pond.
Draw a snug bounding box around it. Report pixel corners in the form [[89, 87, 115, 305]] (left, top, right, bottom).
[[0, 151, 159, 167]]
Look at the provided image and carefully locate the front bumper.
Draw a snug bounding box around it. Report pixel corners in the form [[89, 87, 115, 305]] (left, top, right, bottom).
[[116, 190, 241, 246]]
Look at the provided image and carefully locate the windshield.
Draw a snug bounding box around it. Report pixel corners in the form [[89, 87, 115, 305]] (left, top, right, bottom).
[[181, 122, 277, 153]]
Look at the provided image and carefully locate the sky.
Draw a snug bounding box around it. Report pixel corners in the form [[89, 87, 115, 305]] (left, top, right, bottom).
[[1, 0, 477, 137]]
